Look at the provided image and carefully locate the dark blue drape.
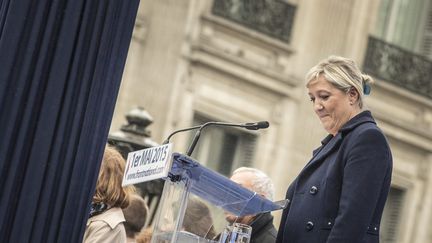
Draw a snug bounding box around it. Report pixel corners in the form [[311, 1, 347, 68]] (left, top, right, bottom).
[[0, 0, 139, 242]]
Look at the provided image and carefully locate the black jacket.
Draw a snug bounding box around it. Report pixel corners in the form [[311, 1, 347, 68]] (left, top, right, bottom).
[[250, 212, 277, 243], [276, 111, 392, 243]]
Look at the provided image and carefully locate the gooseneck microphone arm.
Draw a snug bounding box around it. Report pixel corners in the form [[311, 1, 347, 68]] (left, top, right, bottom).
[[162, 121, 269, 156], [186, 121, 269, 156], [186, 129, 202, 156], [162, 125, 201, 145]]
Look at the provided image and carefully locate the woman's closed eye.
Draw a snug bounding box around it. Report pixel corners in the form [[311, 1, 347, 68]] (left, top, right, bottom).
[[319, 95, 329, 101], [309, 95, 329, 103]]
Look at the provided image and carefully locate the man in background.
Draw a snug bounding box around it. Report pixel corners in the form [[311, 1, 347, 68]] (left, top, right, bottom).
[[122, 194, 149, 243], [226, 167, 277, 243]]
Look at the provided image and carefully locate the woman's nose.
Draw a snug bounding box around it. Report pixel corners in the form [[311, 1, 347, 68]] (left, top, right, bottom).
[[314, 101, 323, 111]]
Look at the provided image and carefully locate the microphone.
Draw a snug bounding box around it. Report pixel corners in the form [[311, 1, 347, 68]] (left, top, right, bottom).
[[243, 121, 269, 130], [162, 121, 270, 156]]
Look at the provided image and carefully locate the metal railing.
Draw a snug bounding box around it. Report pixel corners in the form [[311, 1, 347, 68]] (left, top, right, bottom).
[[363, 36, 432, 100], [212, 0, 296, 43]]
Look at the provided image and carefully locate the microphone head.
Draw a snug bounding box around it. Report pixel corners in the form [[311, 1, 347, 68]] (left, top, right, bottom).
[[244, 121, 270, 130], [257, 121, 269, 129]]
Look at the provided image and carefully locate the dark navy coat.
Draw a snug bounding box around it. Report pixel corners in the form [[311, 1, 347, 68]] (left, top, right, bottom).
[[276, 111, 392, 243], [250, 212, 277, 243]]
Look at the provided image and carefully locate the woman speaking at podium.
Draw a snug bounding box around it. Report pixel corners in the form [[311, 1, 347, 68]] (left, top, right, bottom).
[[276, 56, 392, 243]]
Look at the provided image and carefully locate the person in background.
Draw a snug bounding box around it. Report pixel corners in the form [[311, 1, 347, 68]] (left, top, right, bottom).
[[276, 56, 392, 243], [135, 227, 153, 243], [182, 197, 217, 240], [123, 194, 149, 243], [134, 197, 216, 243], [225, 167, 277, 243], [83, 146, 135, 243]]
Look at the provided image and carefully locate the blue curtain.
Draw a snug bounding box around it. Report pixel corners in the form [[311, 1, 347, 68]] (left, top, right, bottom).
[[0, 0, 139, 242]]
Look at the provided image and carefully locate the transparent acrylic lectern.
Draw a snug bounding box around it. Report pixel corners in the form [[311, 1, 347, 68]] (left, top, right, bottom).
[[151, 153, 288, 243]]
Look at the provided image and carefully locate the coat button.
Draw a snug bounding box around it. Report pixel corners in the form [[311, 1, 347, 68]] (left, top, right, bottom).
[[309, 186, 318, 195], [305, 221, 314, 231]]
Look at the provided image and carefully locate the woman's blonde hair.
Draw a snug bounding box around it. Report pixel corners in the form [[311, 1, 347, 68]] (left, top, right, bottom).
[[93, 146, 134, 208], [305, 55, 374, 109]]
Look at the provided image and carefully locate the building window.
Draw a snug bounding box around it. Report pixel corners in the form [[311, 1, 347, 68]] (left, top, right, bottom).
[[211, 0, 296, 43], [363, 0, 432, 100], [422, 5, 432, 59], [380, 187, 406, 243], [190, 114, 257, 176], [374, 0, 432, 57]]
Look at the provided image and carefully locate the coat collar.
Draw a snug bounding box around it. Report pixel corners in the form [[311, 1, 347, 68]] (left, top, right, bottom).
[[338, 110, 375, 135], [317, 110, 376, 147], [250, 212, 274, 238], [86, 207, 125, 229], [303, 110, 375, 173]]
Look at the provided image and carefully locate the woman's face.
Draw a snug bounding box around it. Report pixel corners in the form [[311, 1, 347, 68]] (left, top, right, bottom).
[[307, 75, 359, 135]]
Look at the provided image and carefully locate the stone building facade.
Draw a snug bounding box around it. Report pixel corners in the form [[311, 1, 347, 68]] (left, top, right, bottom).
[[111, 0, 432, 242]]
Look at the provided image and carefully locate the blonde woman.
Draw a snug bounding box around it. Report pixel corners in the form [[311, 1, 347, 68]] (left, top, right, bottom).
[[83, 146, 135, 243], [277, 56, 392, 243]]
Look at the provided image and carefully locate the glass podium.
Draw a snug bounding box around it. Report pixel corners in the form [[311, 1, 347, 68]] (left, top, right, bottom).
[[151, 153, 288, 243]]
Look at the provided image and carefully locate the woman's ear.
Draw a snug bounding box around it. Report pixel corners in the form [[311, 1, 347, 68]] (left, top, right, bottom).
[[348, 87, 359, 103]]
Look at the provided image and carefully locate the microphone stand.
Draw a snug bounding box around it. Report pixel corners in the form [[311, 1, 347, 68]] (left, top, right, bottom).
[[186, 129, 202, 156]]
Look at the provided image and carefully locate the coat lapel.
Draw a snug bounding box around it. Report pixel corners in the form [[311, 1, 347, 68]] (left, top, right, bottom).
[[298, 111, 376, 179], [302, 133, 342, 173]]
